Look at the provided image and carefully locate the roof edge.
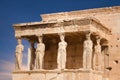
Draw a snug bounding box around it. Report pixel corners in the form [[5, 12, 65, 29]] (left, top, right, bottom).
[[41, 6, 120, 21]]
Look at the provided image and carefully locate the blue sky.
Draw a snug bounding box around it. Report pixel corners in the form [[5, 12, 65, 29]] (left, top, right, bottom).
[[0, 0, 120, 80]]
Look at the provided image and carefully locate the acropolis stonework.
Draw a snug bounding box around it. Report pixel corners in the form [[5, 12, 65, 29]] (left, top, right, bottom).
[[12, 6, 120, 80]]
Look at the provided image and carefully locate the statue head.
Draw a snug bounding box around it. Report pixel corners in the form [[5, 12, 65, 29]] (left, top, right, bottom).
[[96, 36, 101, 45], [59, 33, 65, 41], [38, 34, 43, 43], [86, 32, 91, 40], [17, 37, 22, 45]]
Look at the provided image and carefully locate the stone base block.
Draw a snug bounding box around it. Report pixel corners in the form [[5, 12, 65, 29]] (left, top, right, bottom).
[[12, 69, 104, 80]]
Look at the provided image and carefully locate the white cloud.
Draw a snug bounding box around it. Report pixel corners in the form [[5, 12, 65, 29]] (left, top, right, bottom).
[[0, 60, 14, 71], [0, 60, 28, 80], [0, 60, 13, 80], [0, 72, 11, 80]]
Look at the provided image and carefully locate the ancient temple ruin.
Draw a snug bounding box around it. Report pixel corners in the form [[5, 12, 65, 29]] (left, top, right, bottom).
[[12, 6, 120, 80]]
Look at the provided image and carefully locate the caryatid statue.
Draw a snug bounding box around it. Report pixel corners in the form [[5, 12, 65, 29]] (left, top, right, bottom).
[[57, 33, 67, 69], [83, 32, 93, 70], [35, 35, 45, 69], [15, 37, 24, 70], [93, 36, 102, 71]]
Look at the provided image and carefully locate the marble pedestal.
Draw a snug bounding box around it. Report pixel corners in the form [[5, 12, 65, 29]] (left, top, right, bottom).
[[12, 69, 103, 80]]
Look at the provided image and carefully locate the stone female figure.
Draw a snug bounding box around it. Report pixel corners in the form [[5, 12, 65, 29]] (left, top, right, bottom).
[[35, 35, 45, 69], [15, 38, 24, 70], [57, 33, 67, 69], [93, 37, 102, 71], [83, 33, 93, 70]]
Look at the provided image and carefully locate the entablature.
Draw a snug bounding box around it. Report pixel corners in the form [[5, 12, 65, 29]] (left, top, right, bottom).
[[13, 18, 111, 40]]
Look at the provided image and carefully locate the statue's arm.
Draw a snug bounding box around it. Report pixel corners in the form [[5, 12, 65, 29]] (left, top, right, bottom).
[[22, 45, 24, 51], [83, 41, 87, 49], [65, 42, 67, 47], [43, 44, 45, 51]]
